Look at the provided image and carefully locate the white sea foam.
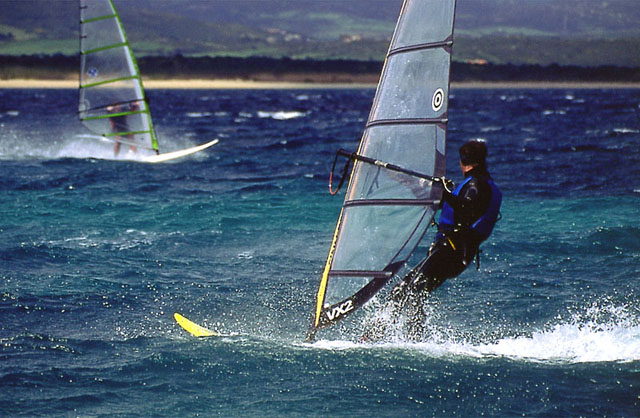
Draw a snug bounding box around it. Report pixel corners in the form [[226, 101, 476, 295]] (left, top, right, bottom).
[[257, 110, 306, 120], [542, 109, 567, 116], [480, 126, 502, 133], [185, 112, 213, 118], [44, 229, 154, 251], [311, 300, 640, 364], [471, 322, 640, 363], [237, 251, 254, 260], [311, 339, 361, 350], [467, 300, 639, 363], [55, 136, 123, 160], [613, 127, 639, 134], [564, 94, 586, 103]]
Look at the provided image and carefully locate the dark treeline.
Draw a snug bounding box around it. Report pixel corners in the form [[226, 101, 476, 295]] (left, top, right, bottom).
[[141, 55, 383, 79], [1, 54, 639, 83]]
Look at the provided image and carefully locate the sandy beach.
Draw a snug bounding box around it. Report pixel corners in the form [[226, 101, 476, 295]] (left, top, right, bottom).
[[0, 78, 637, 90], [0, 78, 373, 90]]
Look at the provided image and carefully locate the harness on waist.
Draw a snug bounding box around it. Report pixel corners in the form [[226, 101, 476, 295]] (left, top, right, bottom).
[[439, 176, 502, 242]]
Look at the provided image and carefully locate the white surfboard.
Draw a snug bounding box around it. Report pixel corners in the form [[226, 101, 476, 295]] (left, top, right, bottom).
[[141, 138, 219, 163]]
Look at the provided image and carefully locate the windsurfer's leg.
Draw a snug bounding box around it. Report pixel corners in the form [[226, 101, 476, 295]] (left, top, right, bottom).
[[411, 236, 469, 292], [390, 257, 426, 302], [114, 140, 121, 156], [127, 135, 136, 153]]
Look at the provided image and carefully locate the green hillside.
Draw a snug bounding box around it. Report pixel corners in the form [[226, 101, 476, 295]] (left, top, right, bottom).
[[0, 0, 639, 66]]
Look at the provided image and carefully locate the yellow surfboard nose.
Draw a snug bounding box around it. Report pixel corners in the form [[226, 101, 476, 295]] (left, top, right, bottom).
[[174, 312, 219, 337]]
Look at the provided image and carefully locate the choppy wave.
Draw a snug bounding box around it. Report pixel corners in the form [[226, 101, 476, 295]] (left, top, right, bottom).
[[3, 87, 640, 416]]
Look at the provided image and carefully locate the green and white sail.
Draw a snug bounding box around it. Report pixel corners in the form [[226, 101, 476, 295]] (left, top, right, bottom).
[[307, 0, 456, 340], [78, 0, 158, 153]]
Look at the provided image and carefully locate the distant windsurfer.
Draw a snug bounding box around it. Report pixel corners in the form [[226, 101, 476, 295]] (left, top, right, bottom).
[[108, 101, 139, 156], [394, 140, 502, 298]]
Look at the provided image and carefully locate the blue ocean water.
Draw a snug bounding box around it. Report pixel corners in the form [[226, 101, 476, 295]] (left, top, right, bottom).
[[1, 87, 639, 416]]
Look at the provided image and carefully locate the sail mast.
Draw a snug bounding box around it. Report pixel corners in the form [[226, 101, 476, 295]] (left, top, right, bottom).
[[307, 0, 456, 341]]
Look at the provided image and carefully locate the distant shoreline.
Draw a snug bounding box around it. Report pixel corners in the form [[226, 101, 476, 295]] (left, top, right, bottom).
[[2, 56, 639, 88], [0, 78, 638, 90]]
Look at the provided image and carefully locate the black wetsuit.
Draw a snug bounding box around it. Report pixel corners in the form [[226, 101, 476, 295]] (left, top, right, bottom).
[[402, 167, 494, 293]]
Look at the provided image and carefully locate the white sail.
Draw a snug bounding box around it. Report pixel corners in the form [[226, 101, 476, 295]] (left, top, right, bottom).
[[307, 0, 456, 340], [78, 0, 158, 153]]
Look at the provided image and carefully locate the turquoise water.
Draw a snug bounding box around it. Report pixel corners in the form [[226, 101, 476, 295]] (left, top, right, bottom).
[[1, 88, 639, 416]]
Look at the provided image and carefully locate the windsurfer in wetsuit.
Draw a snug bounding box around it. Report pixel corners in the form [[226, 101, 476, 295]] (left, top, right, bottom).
[[360, 140, 502, 342], [395, 140, 502, 297], [108, 101, 139, 156]]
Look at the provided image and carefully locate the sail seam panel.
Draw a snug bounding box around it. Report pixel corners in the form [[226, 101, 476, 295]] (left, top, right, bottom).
[[344, 199, 440, 207], [87, 136, 156, 151], [102, 129, 151, 137], [82, 42, 128, 55], [388, 39, 453, 57], [366, 117, 447, 128], [328, 270, 393, 278], [81, 109, 146, 121], [80, 75, 138, 89], [81, 14, 117, 25]]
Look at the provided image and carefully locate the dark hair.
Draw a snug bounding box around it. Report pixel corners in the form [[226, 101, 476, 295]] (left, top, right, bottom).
[[459, 140, 488, 173]]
